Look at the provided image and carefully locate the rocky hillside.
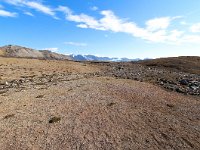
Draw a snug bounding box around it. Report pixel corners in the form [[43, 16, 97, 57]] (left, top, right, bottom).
[[0, 45, 72, 60], [137, 56, 200, 74]]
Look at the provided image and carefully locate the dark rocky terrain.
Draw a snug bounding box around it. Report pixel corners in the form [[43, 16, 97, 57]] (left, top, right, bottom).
[[0, 49, 199, 149], [86, 56, 200, 96], [138, 56, 200, 74]]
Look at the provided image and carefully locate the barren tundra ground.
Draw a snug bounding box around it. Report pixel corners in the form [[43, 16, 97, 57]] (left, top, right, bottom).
[[0, 57, 200, 150]]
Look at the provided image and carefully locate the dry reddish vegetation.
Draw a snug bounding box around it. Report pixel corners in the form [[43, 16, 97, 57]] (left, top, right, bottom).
[[0, 57, 200, 150]]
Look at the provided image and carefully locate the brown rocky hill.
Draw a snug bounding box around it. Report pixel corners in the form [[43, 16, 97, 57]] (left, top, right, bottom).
[[0, 45, 72, 60]]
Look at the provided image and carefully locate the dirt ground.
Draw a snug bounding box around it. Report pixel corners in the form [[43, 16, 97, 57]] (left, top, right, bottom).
[[0, 57, 199, 150]]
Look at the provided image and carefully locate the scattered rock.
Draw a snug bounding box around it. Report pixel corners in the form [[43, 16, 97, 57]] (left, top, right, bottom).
[[36, 95, 44, 98], [97, 62, 200, 96], [0, 89, 8, 94], [166, 104, 174, 108], [179, 79, 189, 85], [176, 88, 185, 94], [107, 102, 116, 107], [4, 114, 15, 119], [49, 117, 61, 124]]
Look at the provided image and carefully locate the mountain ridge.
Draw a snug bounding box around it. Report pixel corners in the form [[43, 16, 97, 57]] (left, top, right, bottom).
[[0, 45, 72, 60], [0, 45, 142, 62], [70, 54, 142, 62]]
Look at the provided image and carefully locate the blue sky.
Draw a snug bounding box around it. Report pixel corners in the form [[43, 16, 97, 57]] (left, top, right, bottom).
[[0, 0, 200, 58]]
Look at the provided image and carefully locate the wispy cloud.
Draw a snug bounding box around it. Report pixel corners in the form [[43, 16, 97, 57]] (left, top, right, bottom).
[[91, 6, 98, 11], [2, 0, 57, 18], [0, 9, 17, 17], [2, 0, 22, 5], [24, 11, 34, 16], [64, 42, 87, 47], [25, 1, 57, 18]]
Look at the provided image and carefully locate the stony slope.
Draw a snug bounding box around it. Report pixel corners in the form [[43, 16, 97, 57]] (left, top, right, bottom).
[[88, 56, 200, 96], [137, 56, 200, 74], [0, 45, 72, 60]]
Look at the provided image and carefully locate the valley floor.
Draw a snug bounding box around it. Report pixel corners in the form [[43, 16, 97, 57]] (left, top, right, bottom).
[[0, 57, 199, 149]]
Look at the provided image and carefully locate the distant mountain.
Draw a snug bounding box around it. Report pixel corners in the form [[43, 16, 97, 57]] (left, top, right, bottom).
[[0, 45, 72, 60], [0, 45, 143, 62], [70, 54, 141, 62]]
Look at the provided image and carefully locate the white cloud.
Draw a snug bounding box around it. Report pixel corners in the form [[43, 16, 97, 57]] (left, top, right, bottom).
[[190, 23, 200, 33], [0, 9, 17, 17], [58, 6, 200, 44], [91, 6, 98, 11], [25, 1, 56, 18], [43, 48, 59, 52], [2, 2, 200, 44], [59, 7, 182, 43], [167, 30, 184, 43], [180, 21, 187, 25], [57, 6, 72, 15], [99, 10, 125, 32], [77, 24, 88, 28], [146, 17, 171, 31], [64, 42, 87, 47], [57, 6, 104, 30], [24, 11, 34, 16]]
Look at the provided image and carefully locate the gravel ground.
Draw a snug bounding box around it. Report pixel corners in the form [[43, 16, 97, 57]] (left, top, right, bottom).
[[0, 57, 200, 150]]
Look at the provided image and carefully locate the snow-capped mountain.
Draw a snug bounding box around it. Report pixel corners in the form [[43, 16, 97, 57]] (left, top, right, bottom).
[[70, 54, 141, 62]]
